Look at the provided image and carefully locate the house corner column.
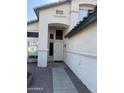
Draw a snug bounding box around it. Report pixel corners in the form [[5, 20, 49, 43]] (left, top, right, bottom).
[[70, 0, 79, 30], [38, 22, 48, 67]]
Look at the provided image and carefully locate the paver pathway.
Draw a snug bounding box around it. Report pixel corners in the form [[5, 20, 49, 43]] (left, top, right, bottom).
[[53, 67, 78, 93], [27, 63, 91, 93], [27, 63, 53, 93]]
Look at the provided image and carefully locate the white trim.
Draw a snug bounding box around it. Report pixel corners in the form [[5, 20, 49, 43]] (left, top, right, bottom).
[[27, 30, 39, 32], [70, 10, 79, 13], [38, 49, 48, 52], [27, 38, 38, 41], [65, 50, 97, 58], [53, 15, 66, 18]]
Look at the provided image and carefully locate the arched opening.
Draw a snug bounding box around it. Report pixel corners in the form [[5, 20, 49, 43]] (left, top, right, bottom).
[[48, 23, 69, 29], [48, 23, 69, 62]]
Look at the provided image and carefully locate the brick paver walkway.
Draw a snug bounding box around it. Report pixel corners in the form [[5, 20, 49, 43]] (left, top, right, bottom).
[[27, 62, 91, 93]]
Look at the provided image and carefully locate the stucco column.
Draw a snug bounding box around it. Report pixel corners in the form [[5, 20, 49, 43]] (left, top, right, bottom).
[[38, 22, 48, 67], [70, 0, 79, 30]]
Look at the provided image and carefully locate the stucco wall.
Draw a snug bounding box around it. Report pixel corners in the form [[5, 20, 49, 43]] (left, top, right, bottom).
[[64, 22, 97, 93], [39, 3, 70, 26], [78, 0, 97, 5], [27, 22, 39, 32]]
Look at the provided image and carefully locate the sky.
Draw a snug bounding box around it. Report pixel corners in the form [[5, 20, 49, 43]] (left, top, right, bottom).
[[27, 0, 59, 21]]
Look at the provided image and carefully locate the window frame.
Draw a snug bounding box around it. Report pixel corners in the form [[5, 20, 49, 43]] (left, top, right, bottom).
[[56, 10, 64, 15], [55, 30, 63, 40], [27, 40, 38, 54]]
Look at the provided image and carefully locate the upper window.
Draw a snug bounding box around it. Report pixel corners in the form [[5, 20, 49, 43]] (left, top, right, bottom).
[[56, 10, 63, 15], [56, 30, 63, 40], [79, 9, 88, 21]]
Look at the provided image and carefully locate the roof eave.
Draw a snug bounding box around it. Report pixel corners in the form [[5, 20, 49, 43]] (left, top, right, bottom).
[[65, 7, 97, 38], [34, 8, 39, 20], [27, 19, 39, 25]]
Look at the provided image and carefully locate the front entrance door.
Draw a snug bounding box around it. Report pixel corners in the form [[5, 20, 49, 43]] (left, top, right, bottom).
[[54, 30, 63, 61], [54, 41, 63, 61]]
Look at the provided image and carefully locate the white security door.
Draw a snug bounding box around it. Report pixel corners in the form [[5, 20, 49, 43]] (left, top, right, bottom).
[[54, 41, 63, 61], [54, 30, 63, 61]]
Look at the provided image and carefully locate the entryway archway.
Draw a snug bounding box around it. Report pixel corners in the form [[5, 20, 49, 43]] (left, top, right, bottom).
[[48, 23, 69, 62]]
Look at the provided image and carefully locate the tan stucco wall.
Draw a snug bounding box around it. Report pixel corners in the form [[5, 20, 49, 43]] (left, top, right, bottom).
[[64, 22, 97, 93], [78, 0, 97, 5], [39, 3, 71, 26], [66, 22, 97, 53], [27, 22, 39, 32]]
